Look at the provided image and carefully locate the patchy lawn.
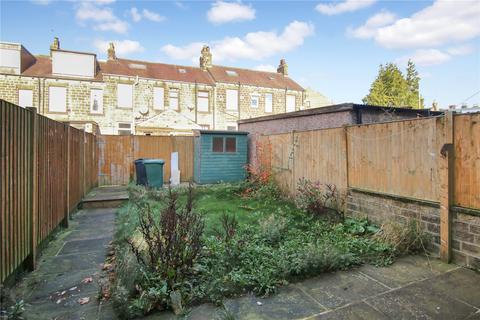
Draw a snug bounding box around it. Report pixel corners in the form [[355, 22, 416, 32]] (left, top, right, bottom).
[[109, 182, 423, 319]]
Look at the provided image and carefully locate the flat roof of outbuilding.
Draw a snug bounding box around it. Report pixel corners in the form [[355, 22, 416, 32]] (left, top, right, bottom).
[[237, 103, 443, 124]]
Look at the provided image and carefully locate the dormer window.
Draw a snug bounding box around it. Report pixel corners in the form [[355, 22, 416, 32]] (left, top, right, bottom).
[[226, 70, 238, 77], [178, 68, 187, 73], [51, 50, 96, 79]]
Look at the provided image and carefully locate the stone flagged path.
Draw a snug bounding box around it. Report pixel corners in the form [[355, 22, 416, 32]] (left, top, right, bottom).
[[10, 186, 480, 320], [12, 206, 117, 320]]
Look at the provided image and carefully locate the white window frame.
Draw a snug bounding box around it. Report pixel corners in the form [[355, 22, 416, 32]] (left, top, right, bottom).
[[18, 89, 33, 108], [153, 87, 164, 110], [226, 89, 238, 111], [250, 93, 260, 109], [169, 89, 179, 110], [286, 94, 296, 112], [48, 86, 67, 113], [90, 88, 103, 114], [116, 122, 133, 135], [197, 91, 209, 112], [117, 83, 133, 109], [265, 93, 273, 113]]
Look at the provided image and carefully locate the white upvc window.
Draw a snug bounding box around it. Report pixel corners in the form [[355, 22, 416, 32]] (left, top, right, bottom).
[[286, 94, 296, 112], [153, 87, 164, 110], [265, 93, 273, 113], [226, 89, 238, 111], [197, 91, 209, 112], [117, 122, 133, 135], [90, 89, 103, 114], [250, 93, 260, 108], [117, 83, 133, 109], [169, 89, 179, 110], [18, 89, 33, 108], [48, 86, 67, 112]]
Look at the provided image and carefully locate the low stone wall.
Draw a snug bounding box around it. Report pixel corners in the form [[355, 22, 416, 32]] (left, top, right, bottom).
[[452, 207, 480, 269], [346, 188, 480, 270]]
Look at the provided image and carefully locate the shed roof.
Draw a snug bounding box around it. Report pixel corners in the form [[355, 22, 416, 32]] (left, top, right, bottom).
[[238, 103, 443, 124]]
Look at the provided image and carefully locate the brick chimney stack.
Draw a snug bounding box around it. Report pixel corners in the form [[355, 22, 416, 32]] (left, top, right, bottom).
[[107, 42, 116, 61], [199, 45, 212, 71], [277, 59, 288, 76]]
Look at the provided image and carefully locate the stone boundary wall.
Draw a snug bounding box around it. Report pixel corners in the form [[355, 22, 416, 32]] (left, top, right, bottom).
[[346, 188, 480, 270]]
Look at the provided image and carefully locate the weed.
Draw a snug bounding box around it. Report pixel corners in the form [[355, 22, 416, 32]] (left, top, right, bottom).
[[295, 178, 344, 220]]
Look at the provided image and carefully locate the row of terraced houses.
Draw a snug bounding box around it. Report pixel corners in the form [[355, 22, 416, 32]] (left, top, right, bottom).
[[0, 38, 313, 135]]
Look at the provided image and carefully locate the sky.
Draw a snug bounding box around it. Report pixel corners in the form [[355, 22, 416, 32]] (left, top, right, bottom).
[[1, 0, 479, 108]]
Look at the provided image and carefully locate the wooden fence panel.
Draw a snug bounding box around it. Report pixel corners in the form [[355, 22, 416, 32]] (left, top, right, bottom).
[[454, 113, 480, 209], [347, 117, 440, 201], [0, 101, 33, 284], [294, 128, 348, 194], [97, 135, 133, 185], [97, 135, 194, 186], [1, 100, 97, 283], [36, 115, 68, 243]]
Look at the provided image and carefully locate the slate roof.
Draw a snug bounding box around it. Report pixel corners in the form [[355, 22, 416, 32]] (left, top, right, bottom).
[[208, 65, 304, 91], [17, 55, 304, 91]]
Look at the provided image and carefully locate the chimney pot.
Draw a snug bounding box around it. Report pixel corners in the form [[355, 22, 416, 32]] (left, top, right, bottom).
[[108, 42, 116, 61]]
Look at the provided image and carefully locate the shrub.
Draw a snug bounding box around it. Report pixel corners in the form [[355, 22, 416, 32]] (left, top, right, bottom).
[[374, 219, 429, 256], [125, 183, 204, 315], [295, 178, 344, 219]]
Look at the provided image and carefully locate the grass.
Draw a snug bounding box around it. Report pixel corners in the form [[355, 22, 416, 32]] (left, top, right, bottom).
[[110, 182, 412, 318]]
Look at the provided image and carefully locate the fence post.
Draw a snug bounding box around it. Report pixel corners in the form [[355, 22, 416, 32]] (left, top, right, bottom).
[[439, 111, 454, 263], [291, 130, 296, 196], [343, 125, 350, 213], [63, 125, 70, 228], [83, 130, 87, 196], [26, 107, 38, 271]]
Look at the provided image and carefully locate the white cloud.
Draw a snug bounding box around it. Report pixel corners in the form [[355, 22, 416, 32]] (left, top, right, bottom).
[[254, 64, 277, 72], [31, 0, 52, 5], [130, 7, 165, 22], [76, 1, 128, 34], [316, 0, 376, 15], [446, 45, 474, 56], [94, 39, 144, 56], [162, 42, 205, 61], [207, 1, 255, 24], [352, 0, 480, 49], [161, 21, 314, 62], [397, 49, 451, 67], [347, 10, 395, 39], [130, 7, 142, 22], [142, 9, 165, 22]]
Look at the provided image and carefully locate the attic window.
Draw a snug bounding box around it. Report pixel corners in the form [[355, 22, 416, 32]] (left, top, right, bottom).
[[226, 70, 238, 77], [129, 63, 146, 70], [178, 68, 187, 73]]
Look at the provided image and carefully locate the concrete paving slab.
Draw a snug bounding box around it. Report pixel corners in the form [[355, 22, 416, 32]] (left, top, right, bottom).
[[424, 268, 480, 308], [224, 286, 325, 320], [358, 255, 457, 289], [36, 251, 106, 275], [365, 277, 478, 319], [58, 237, 112, 255], [296, 271, 389, 310], [309, 302, 388, 320]]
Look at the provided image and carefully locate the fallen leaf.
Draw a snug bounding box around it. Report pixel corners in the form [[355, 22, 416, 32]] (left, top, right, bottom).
[[102, 263, 112, 270], [60, 290, 66, 295], [78, 297, 90, 305], [69, 286, 77, 291], [81, 277, 93, 284]]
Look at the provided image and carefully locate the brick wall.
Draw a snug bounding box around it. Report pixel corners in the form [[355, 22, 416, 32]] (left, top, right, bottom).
[[347, 188, 480, 270], [452, 207, 480, 269]]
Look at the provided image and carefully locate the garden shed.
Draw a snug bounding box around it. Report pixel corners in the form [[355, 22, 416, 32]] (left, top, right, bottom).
[[194, 130, 248, 184]]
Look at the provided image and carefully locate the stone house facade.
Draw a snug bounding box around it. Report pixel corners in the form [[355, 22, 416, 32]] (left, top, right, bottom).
[[0, 39, 305, 135]]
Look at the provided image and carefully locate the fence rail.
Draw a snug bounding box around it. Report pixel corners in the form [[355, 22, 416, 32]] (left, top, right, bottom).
[[258, 112, 480, 262], [1, 100, 97, 283], [97, 135, 194, 186]]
